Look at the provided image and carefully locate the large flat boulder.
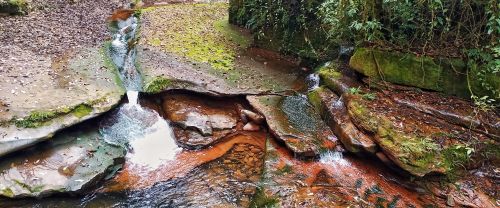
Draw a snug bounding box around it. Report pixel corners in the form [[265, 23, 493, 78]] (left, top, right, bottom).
[[0, 0, 127, 156], [0, 124, 125, 198], [247, 95, 337, 157], [137, 3, 305, 95], [0, 46, 124, 157]]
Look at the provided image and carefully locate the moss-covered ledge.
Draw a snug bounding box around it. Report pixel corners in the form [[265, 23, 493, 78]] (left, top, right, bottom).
[[349, 47, 500, 99]]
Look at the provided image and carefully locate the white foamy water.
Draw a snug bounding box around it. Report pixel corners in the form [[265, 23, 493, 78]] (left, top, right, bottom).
[[320, 151, 350, 167], [127, 91, 139, 105], [127, 115, 181, 169], [306, 73, 320, 91]]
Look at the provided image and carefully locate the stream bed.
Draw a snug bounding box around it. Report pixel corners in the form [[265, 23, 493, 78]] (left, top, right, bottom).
[[0, 1, 498, 208]]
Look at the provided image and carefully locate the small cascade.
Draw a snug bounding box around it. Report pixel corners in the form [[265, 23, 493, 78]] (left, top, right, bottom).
[[320, 151, 350, 167], [109, 15, 142, 92], [127, 90, 139, 105], [102, 10, 181, 167], [305, 73, 320, 91]]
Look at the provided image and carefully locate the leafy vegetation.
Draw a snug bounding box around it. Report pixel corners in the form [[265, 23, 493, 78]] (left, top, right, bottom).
[[230, 0, 499, 103]]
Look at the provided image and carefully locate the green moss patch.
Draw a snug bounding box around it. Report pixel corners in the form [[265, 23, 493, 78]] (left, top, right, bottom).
[[11, 98, 107, 128], [72, 104, 93, 118], [142, 3, 250, 73], [349, 48, 500, 99], [347, 97, 446, 176], [144, 76, 172, 94]]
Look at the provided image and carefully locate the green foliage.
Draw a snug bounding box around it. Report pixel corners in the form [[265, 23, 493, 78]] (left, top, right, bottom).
[[442, 144, 475, 180], [230, 0, 500, 101], [348, 87, 376, 100], [318, 0, 498, 51]]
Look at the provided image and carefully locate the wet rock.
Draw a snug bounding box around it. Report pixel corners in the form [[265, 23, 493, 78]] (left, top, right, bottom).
[[103, 132, 266, 193], [247, 95, 336, 157], [162, 93, 240, 149], [345, 90, 498, 176], [243, 122, 260, 131], [375, 152, 394, 167], [137, 3, 305, 95], [241, 109, 265, 124], [308, 87, 377, 154], [0, 125, 125, 198], [253, 138, 434, 207], [86, 143, 264, 207], [0, 47, 124, 157]]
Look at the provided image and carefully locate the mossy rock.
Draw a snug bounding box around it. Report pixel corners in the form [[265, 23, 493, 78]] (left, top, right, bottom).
[[308, 87, 377, 154], [0, 0, 29, 15], [349, 48, 500, 99], [346, 93, 497, 177], [316, 62, 361, 95]]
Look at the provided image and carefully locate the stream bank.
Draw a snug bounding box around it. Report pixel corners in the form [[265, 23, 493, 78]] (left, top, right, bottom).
[[0, 1, 498, 207]]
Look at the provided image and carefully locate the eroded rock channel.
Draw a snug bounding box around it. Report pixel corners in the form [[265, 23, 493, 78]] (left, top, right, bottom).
[[0, 1, 498, 207]]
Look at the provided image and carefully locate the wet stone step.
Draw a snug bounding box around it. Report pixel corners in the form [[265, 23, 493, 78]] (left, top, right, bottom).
[[161, 93, 246, 149], [247, 95, 337, 157], [308, 87, 377, 154]]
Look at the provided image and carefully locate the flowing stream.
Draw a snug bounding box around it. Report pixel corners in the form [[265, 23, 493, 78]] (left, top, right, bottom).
[[103, 14, 180, 169]]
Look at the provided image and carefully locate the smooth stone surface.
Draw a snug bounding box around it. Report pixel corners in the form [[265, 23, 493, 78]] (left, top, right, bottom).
[[0, 125, 125, 198], [243, 122, 260, 131], [247, 95, 337, 157], [0, 46, 124, 157], [308, 87, 377, 153]]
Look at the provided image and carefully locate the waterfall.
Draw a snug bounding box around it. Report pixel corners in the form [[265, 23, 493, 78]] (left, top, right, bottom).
[[306, 73, 320, 91], [101, 12, 181, 166], [127, 91, 139, 105]]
